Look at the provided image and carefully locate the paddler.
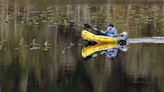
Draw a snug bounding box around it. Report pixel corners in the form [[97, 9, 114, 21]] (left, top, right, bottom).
[[95, 23, 127, 45], [92, 23, 118, 37], [83, 23, 127, 60], [100, 23, 118, 37], [84, 23, 118, 59], [100, 23, 118, 59], [101, 48, 118, 60], [95, 23, 125, 59], [94, 23, 127, 40]]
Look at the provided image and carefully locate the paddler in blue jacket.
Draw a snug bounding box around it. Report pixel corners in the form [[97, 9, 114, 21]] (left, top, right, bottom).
[[101, 48, 118, 59], [100, 23, 118, 37], [101, 23, 118, 59], [85, 23, 124, 60], [86, 23, 119, 60]]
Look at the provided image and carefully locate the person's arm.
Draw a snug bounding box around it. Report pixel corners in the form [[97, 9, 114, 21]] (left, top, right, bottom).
[[114, 28, 118, 36], [93, 28, 105, 34], [105, 49, 118, 58], [111, 27, 118, 37], [101, 29, 107, 34]]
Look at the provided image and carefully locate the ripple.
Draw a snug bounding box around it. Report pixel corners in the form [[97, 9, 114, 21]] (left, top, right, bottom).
[[128, 36, 164, 44]]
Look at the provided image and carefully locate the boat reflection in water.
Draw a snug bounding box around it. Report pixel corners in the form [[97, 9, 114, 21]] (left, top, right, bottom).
[[81, 42, 128, 60]]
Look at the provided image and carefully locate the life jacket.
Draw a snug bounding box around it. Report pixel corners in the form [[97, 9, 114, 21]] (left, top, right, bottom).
[[106, 49, 115, 57], [104, 27, 117, 36]]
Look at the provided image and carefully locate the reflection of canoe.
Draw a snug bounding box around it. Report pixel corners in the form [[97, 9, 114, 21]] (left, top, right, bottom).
[[82, 43, 118, 58], [81, 30, 118, 43]]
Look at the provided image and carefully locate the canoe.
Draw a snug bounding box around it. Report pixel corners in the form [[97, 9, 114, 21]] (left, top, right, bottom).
[[81, 43, 118, 58], [81, 30, 118, 43]]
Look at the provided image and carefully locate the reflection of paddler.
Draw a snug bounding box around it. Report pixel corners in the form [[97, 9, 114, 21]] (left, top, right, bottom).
[[82, 43, 118, 58], [0, 41, 4, 50]]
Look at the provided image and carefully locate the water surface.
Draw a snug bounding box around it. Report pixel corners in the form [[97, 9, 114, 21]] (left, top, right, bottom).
[[0, 1, 164, 92]]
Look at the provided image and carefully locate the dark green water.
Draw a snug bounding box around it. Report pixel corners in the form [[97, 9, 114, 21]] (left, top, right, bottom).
[[0, 1, 164, 92]]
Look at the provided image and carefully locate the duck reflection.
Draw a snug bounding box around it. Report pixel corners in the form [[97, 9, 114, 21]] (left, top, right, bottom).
[[82, 42, 128, 60]]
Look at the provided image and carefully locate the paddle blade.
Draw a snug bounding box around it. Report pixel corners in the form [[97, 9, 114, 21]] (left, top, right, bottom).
[[84, 24, 92, 28]]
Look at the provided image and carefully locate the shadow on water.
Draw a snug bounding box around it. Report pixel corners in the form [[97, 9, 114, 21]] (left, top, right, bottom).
[[0, 1, 164, 92]]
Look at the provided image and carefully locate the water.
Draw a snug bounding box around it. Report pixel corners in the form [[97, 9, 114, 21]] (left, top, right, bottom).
[[0, 1, 164, 92], [128, 37, 164, 43]]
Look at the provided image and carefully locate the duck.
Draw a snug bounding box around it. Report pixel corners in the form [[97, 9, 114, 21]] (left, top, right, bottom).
[[43, 41, 50, 51], [30, 39, 40, 46], [29, 39, 41, 50]]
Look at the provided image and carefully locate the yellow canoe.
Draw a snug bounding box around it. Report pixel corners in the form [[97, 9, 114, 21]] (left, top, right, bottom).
[[81, 43, 118, 58], [81, 30, 118, 43]]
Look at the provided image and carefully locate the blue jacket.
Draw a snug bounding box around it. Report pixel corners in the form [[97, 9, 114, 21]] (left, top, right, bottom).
[[105, 49, 118, 58], [102, 27, 117, 37]]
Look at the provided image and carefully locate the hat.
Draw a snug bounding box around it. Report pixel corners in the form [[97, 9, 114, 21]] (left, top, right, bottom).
[[107, 22, 114, 27]]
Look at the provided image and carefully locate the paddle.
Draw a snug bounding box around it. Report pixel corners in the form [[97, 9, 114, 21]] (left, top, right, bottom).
[[84, 24, 99, 31], [84, 24, 105, 37], [84, 24, 92, 29]]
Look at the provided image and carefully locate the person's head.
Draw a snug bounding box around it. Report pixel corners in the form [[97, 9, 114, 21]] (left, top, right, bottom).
[[107, 23, 114, 30]]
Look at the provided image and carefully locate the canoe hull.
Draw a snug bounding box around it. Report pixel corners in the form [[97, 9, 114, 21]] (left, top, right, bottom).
[[81, 30, 118, 43], [82, 43, 118, 58]]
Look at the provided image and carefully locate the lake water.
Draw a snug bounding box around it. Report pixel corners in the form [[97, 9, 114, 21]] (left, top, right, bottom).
[[0, 1, 164, 92]]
